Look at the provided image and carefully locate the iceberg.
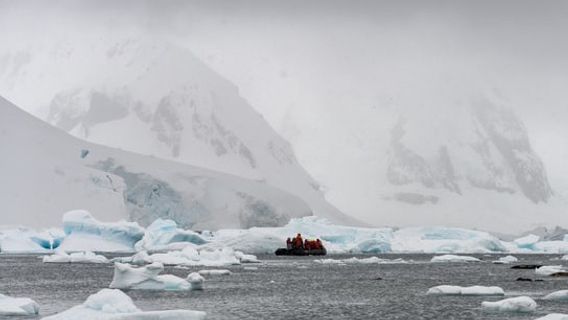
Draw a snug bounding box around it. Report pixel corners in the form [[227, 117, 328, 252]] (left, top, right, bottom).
[[392, 227, 506, 253], [543, 290, 568, 301], [0, 294, 39, 316], [427, 285, 504, 296], [60, 210, 144, 252], [535, 265, 568, 276], [43, 250, 109, 263], [0, 227, 63, 253], [514, 234, 540, 249], [42, 288, 205, 320], [430, 255, 481, 263], [481, 296, 537, 313], [116, 247, 252, 267], [493, 255, 519, 264], [187, 273, 205, 291], [109, 262, 200, 291], [134, 219, 206, 252]]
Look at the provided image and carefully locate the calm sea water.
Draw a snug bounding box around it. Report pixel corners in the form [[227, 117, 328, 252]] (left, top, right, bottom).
[[1, 254, 567, 319]]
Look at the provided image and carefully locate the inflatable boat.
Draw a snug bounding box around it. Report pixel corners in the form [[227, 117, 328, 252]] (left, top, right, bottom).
[[274, 247, 327, 256]]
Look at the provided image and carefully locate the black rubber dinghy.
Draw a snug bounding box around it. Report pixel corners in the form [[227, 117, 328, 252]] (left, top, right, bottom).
[[274, 248, 327, 256]]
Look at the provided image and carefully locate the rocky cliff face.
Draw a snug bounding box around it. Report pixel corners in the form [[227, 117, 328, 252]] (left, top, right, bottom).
[[386, 98, 552, 204]]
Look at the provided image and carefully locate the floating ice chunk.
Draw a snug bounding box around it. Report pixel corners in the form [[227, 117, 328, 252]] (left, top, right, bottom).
[[43, 249, 108, 263], [562, 255, 568, 261], [42, 288, 206, 320], [481, 296, 537, 313], [60, 210, 145, 252], [544, 290, 568, 301], [109, 262, 198, 291], [187, 273, 205, 290], [234, 251, 260, 263], [315, 257, 407, 264], [536, 314, 568, 320], [134, 219, 206, 252], [0, 294, 39, 316], [514, 234, 540, 249], [427, 285, 504, 296], [536, 265, 567, 276], [198, 269, 232, 276], [244, 266, 258, 271], [430, 255, 481, 263], [116, 247, 251, 267], [392, 227, 505, 253], [493, 255, 519, 264]]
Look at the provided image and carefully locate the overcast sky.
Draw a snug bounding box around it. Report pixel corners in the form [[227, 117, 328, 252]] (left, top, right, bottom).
[[2, 0, 568, 220]]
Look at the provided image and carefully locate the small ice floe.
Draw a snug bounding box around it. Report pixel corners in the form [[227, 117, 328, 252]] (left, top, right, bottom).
[[243, 266, 258, 271], [492, 255, 518, 264], [430, 255, 481, 263], [109, 262, 202, 291], [0, 294, 39, 316], [536, 265, 568, 276], [562, 255, 568, 261], [481, 296, 537, 313], [427, 285, 504, 296], [187, 273, 205, 291], [543, 290, 568, 301], [113, 247, 258, 267], [198, 269, 232, 276], [41, 288, 206, 320], [43, 249, 108, 264], [535, 314, 568, 320], [315, 257, 407, 264]]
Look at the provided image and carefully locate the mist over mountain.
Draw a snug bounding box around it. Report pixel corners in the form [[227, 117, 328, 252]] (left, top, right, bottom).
[[1, 0, 567, 233]]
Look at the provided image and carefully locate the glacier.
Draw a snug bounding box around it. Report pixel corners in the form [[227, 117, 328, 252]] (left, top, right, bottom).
[[42, 288, 205, 320]]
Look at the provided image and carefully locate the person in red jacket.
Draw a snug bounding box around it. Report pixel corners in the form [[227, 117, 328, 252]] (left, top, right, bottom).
[[315, 239, 323, 250], [294, 233, 303, 249], [286, 238, 292, 250], [304, 239, 310, 250]]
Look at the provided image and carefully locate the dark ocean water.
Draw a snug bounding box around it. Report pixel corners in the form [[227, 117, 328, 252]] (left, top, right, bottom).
[[1, 254, 568, 319]]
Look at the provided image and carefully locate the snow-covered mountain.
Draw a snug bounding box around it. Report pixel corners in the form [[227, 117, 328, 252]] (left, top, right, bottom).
[[0, 95, 313, 229], [370, 95, 567, 233], [0, 37, 355, 226]]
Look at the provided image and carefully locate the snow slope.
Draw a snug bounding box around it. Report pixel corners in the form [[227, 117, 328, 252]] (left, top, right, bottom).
[[0, 96, 312, 229], [0, 36, 353, 225]]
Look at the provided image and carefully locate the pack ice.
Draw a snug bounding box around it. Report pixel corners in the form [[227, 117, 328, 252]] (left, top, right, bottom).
[[427, 285, 504, 296], [42, 288, 205, 319], [0, 294, 39, 316], [481, 296, 537, 313], [109, 262, 204, 291]]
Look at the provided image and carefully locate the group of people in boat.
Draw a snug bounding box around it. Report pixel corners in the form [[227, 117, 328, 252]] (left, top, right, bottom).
[[286, 233, 324, 251]]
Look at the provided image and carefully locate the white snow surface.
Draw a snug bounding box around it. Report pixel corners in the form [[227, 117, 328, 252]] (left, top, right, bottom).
[[481, 296, 537, 313], [430, 255, 481, 263], [43, 249, 108, 263], [0, 294, 39, 316], [543, 290, 568, 301], [427, 285, 504, 296], [0, 96, 315, 230], [42, 288, 205, 320], [109, 262, 200, 291]]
